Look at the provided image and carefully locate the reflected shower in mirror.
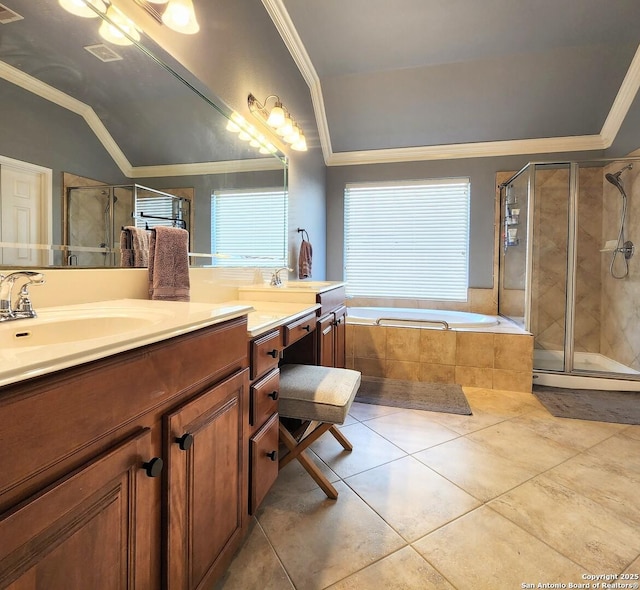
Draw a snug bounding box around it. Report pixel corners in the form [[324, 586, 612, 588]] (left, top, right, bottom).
[[0, 0, 287, 269]]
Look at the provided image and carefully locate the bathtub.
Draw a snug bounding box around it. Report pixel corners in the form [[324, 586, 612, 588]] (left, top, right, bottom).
[[345, 306, 533, 392], [346, 306, 500, 330]]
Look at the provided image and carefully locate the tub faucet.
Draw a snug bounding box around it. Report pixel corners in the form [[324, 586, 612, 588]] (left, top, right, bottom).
[[0, 271, 45, 322], [270, 267, 292, 287]]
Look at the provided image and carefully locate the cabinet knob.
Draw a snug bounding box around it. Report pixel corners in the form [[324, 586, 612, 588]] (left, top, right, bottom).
[[142, 457, 163, 478], [266, 450, 277, 461], [268, 390, 279, 400], [302, 324, 311, 332], [267, 349, 278, 358], [175, 433, 194, 451]]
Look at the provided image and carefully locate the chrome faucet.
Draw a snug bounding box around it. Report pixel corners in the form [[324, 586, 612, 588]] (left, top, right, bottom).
[[270, 267, 292, 287], [0, 271, 45, 322]]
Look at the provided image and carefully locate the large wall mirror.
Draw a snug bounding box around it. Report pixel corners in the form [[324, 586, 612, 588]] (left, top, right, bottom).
[[0, 0, 288, 268]]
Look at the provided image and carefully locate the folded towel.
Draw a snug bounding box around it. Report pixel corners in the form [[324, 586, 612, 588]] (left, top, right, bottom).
[[298, 239, 313, 279], [120, 226, 150, 268], [148, 226, 190, 301]]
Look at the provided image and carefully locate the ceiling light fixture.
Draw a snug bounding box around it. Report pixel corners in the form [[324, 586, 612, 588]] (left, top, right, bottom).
[[248, 93, 307, 152]]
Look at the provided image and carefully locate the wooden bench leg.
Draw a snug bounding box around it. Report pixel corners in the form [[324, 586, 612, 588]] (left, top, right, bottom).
[[278, 422, 339, 499], [329, 425, 353, 451]]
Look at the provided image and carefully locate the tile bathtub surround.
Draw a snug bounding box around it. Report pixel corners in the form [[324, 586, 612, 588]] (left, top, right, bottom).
[[346, 325, 534, 392], [216, 387, 639, 590]]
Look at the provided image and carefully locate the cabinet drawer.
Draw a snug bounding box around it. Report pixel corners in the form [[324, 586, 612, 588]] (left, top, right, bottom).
[[282, 313, 316, 347], [250, 368, 280, 427], [250, 329, 281, 380], [249, 413, 279, 514]]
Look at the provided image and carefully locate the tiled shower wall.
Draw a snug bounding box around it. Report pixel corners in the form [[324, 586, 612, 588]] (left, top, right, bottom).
[[600, 163, 640, 371]]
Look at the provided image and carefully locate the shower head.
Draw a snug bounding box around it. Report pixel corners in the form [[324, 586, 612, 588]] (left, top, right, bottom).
[[605, 164, 633, 192]]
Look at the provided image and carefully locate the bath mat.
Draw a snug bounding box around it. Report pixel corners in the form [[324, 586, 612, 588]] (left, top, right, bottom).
[[355, 376, 472, 415], [532, 385, 640, 425]]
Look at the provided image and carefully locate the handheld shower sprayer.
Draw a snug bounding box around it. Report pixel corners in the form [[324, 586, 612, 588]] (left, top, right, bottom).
[[604, 163, 634, 279], [605, 163, 633, 192]]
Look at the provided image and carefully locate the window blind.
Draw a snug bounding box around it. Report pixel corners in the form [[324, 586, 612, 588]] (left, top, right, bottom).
[[344, 179, 470, 300], [211, 188, 288, 267], [135, 194, 179, 229]]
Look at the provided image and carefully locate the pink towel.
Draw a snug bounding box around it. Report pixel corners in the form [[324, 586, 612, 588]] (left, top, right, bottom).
[[298, 239, 313, 279], [120, 226, 150, 268], [148, 226, 190, 301]]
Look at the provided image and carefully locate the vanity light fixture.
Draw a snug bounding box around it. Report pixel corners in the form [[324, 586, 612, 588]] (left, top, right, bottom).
[[226, 111, 279, 155], [134, 0, 200, 35], [59, 0, 106, 18], [99, 5, 141, 46], [248, 93, 307, 152]]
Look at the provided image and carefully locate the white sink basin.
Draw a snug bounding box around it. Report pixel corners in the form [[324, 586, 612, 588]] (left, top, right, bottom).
[[280, 281, 333, 289], [0, 308, 170, 348]]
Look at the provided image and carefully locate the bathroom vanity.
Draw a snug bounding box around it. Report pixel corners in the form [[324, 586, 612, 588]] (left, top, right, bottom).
[[0, 282, 347, 589]]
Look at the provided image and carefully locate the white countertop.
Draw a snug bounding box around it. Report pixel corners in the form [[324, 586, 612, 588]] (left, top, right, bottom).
[[244, 300, 321, 337], [0, 299, 253, 388], [238, 281, 345, 304]]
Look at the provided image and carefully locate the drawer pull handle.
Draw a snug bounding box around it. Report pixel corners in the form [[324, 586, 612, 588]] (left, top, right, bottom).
[[267, 349, 278, 358], [268, 391, 279, 400], [266, 450, 278, 461], [302, 324, 311, 332], [175, 433, 194, 451], [142, 457, 163, 478]]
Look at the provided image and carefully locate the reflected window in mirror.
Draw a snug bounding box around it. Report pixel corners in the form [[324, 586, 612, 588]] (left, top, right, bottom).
[[211, 189, 288, 267]]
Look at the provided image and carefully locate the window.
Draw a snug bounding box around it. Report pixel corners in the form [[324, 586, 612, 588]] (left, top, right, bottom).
[[211, 188, 288, 267], [344, 179, 470, 300]]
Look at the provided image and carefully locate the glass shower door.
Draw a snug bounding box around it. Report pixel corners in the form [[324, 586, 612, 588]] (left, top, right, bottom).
[[529, 163, 571, 373]]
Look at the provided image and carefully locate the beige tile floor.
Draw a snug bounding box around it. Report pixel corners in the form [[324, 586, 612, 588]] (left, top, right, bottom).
[[214, 387, 640, 590]]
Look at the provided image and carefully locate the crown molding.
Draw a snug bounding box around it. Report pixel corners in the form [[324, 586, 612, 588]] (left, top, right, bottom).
[[261, 0, 332, 161], [0, 60, 281, 178], [326, 135, 608, 166], [129, 158, 286, 178], [259, 5, 640, 166], [0, 61, 134, 176], [600, 44, 640, 147]]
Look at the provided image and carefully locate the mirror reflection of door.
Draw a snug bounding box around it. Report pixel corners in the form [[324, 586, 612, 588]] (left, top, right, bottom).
[[0, 156, 52, 267]]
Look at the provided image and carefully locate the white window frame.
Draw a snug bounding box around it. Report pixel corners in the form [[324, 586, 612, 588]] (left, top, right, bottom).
[[344, 178, 470, 301], [211, 188, 288, 267]]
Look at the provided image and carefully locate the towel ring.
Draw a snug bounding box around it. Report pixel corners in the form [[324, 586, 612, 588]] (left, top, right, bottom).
[[297, 227, 310, 242]]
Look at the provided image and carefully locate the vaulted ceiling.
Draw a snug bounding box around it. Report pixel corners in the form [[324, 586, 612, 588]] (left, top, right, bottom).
[[268, 0, 640, 165]]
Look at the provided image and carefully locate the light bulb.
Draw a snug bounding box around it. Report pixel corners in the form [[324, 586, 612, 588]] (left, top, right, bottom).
[[226, 119, 240, 133], [266, 103, 285, 128], [291, 135, 307, 151], [277, 115, 293, 137], [162, 0, 200, 34], [284, 124, 301, 144], [99, 6, 140, 46], [59, 0, 106, 18]]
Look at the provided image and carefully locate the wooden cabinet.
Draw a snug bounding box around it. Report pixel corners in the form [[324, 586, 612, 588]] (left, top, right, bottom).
[[316, 288, 347, 368], [165, 369, 248, 590], [0, 316, 249, 590], [0, 428, 155, 590]]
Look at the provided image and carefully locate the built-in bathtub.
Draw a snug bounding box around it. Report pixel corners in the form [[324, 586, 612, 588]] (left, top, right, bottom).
[[345, 306, 533, 392]]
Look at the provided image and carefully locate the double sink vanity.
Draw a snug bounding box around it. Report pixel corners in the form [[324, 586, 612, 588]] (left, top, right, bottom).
[[0, 280, 346, 589]]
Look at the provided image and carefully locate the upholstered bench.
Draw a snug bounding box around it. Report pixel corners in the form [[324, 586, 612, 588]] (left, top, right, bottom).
[[278, 364, 361, 499]]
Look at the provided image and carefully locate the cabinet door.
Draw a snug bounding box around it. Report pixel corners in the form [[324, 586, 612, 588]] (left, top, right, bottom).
[[249, 413, 279, 514], [317, 313, 335, 367], [333, 306, 347, 368], [0, 429, 155, 590], [165, 369, 248, 590]]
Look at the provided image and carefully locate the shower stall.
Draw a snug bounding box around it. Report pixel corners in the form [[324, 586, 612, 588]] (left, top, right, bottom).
[[498, 158, 640, 390], [63, 184, 190, 266]]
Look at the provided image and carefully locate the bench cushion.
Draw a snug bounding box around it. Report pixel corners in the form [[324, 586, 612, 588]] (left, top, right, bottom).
[[278, 364, 361, 424]]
